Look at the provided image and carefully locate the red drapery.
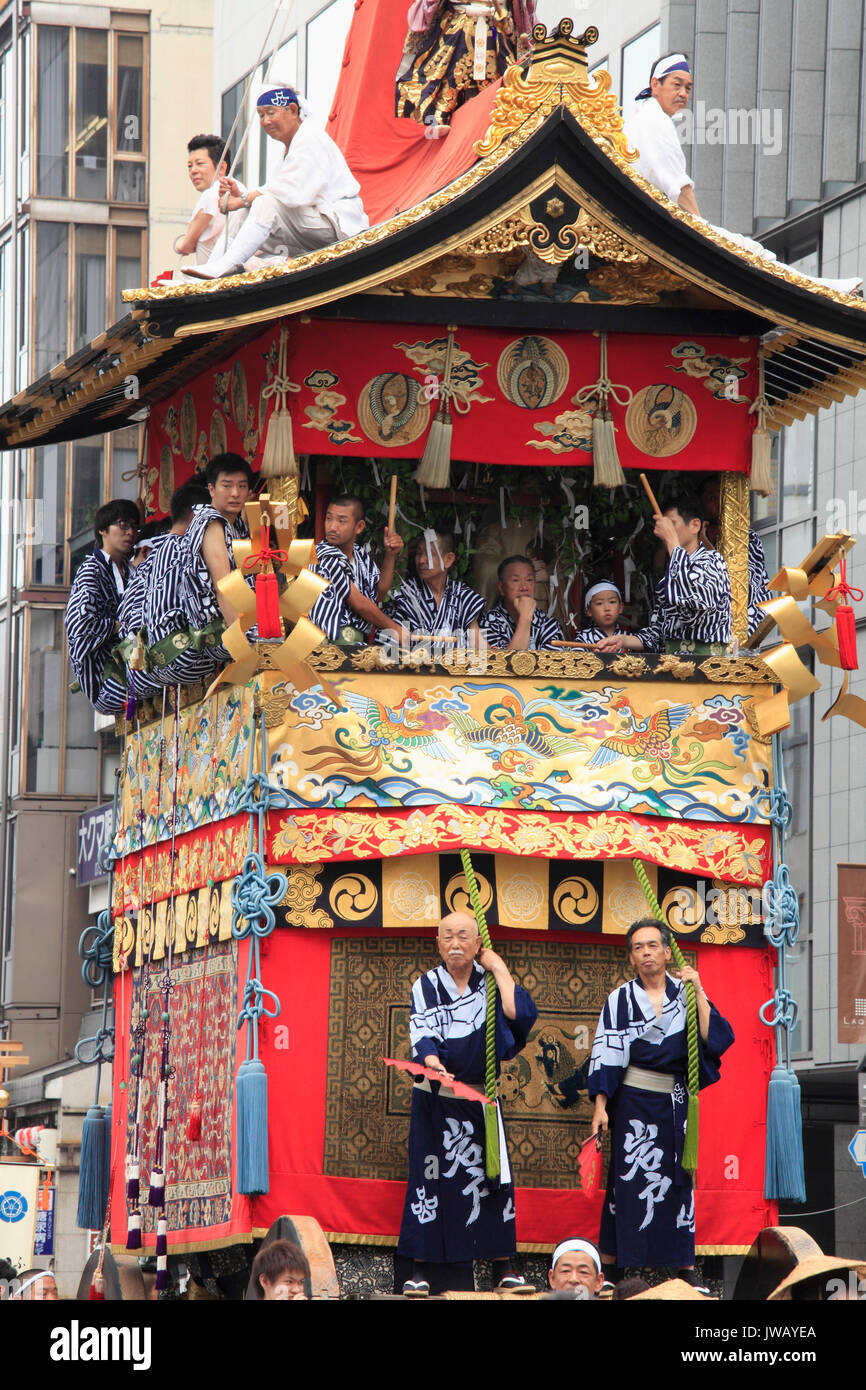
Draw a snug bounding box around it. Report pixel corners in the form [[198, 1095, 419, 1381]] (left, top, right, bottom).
[[111, 930, 777, 1254], [328, 0, 503, 224]]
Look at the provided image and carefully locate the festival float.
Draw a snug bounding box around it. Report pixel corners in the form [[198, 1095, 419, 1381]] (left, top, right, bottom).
[[4, 10, 866, 1291]]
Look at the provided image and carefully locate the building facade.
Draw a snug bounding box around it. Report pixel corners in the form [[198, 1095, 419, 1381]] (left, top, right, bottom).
[[0, 0, 213, 1290]]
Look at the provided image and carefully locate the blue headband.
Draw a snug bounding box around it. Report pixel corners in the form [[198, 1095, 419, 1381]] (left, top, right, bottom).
[[257, 87, 300, 109], [636, 54, 691, 100]]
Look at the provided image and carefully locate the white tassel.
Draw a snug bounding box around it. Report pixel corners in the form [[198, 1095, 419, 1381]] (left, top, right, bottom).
[[260, 325, 300, 479], [415, 327, 456, 489], [749, 348, 774, 496], [592, 408, 626, 488]]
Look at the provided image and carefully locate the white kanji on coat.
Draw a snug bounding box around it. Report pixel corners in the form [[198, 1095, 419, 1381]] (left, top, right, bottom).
[[620, 1118, 672, 1231]]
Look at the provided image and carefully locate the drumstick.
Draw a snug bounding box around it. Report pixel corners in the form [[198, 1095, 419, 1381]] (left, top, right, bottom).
[[388, 474, 397, 532], [639, 472, 662, 516]]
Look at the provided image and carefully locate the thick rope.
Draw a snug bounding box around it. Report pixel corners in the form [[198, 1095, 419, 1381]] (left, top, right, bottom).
[[459, 849, 499, 1179], [632, 859, 700, 1177]]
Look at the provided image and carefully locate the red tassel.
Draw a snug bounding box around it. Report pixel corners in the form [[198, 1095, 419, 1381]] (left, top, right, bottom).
[[826, 558, 862, 672], [255, 569, 282, 639], [89, 1272, 105, 1300], [836, 603, 858, 670], [187, 1094, 202, 1142]]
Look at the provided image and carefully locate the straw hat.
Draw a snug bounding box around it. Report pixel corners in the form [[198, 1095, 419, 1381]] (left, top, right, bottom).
[[767, 1256, 866, 1301]]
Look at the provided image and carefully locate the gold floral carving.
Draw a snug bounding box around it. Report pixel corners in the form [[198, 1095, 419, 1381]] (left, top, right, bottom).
[[576, 217, 645, 264], [309, 642, 347, 671], [718, 471, 750, 647], [464, 218, 530, 256]]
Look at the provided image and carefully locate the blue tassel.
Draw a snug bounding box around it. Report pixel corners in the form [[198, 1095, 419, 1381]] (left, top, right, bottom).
[[236, 1058, 269, 1195], [102, 1102, 113, 1185], [148, 1167, 165, 1208], [77, 1104, 107, 1229], [764, 1064, 806, 1201], [126, 1155, 140, 1203], [155, 1215, 168, 1290], [126, 1208, 142, 1250]]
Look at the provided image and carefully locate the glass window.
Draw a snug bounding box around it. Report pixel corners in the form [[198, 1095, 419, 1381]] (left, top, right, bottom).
[[621, 23, 660, 110], [70, 438, 103, 575], [111, 426, 142, 500], [75, 224, 107, 349], [36, 26, 70, 196], [34, 222, 69, 377], [115, 35, 144, 153], [75, 28, 108, 199], [26, 610, 65, 794], [780, 415, 815, 520], [222, 79, 246, 183], [306, 0, 354, 123], [65, 679, 99, 793], [113, 161, 146, 203], [32, 443, 67, 587], [114, 228, 144, 318]]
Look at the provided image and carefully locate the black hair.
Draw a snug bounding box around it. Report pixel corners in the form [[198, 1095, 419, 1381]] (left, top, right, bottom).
[[136, 518, 170, 542], [204, 452, 255, 488], [665, 495, 704, 527], [94, 498, 140, 543], [497, 554, 534, 583], [187, 133, 231, 171], [328, 494, 365, 521], [251, 1239, 310, 1293], [625, 917, 671, 951], [170, 480, 211, 524]]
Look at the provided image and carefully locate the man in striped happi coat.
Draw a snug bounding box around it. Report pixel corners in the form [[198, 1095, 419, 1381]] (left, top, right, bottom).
[[308, 494, 407, 643], [172, 454, 253, 672], [384, 528, 484, 647], [65, 499, 140, 713], [117, 481, 211, 696], [597, 497, 732, 655], [481, 555, 563, 651]]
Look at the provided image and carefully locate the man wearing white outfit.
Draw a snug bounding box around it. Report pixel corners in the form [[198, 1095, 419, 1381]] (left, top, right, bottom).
[[188, 86, 368, 280], [625, 53, 860, 296]]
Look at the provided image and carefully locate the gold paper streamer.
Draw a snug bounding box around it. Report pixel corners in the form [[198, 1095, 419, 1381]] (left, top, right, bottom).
[[758, 596, 841, 668], [753, 689, 791, 737], [822, 672, 866, 728], [760, 642, 821, 701]]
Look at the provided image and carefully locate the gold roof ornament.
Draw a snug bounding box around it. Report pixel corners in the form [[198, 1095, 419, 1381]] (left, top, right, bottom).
[[475, 19, 637, 163]]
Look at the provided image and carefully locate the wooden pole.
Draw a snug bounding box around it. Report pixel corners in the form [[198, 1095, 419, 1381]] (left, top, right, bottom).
[[388, 473, 397, 532], [639, 472, 661, 515]]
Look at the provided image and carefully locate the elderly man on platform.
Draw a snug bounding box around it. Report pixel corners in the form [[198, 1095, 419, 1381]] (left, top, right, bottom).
[[397, 910, 537, 1297], [588, 917, 733, 1293], [625, 53, 859, 294], [188, 86, 368, 280]]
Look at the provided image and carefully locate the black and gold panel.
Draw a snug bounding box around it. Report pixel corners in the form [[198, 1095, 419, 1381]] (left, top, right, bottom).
[[273, 854, 761, 946]]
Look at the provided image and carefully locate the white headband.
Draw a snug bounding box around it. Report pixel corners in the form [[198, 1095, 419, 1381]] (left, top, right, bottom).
[[584, 582, 622, 610], [636, 53, 691, 100], [8, 1271, 54, 1299], [551, 1238, 601, 1273]]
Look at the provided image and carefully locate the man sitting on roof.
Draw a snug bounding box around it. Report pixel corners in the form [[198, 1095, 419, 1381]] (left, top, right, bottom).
[[65, 499, 140, 713], [596, 495, 731, 655], [187, 87, 368, 281], [176, 134, 245, 266], [625, 54, 860, 295], [481, 555, 563, 651], [116, 480, 211, 697]]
